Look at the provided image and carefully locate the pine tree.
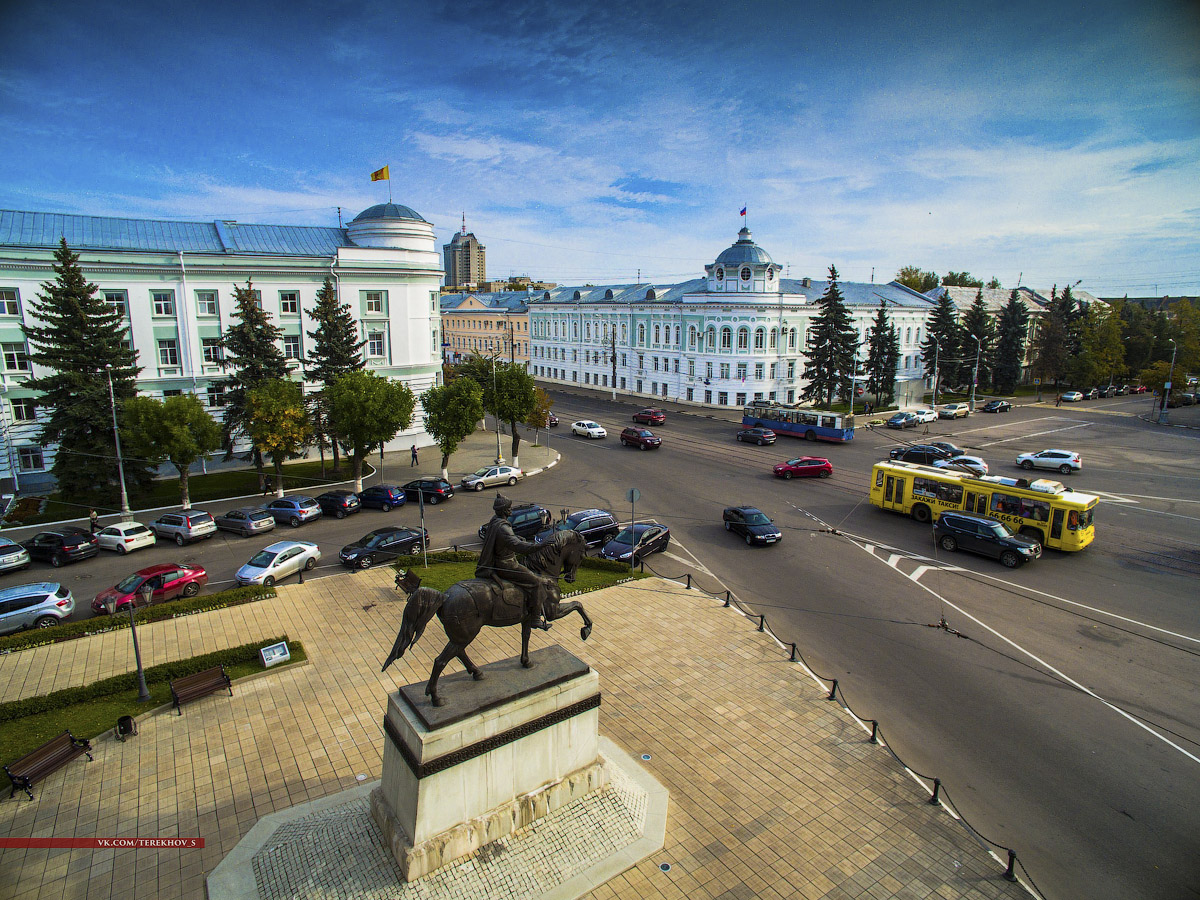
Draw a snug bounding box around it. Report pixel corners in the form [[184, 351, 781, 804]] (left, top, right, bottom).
[[920, 293, 961, 402], [22, 238, 150, 504], [304, 277, 365, 474], [800, 266, 859, 409], [960, 288, 995, 391], [993, 291, 1030, 394], [864, 302, 899, 407]]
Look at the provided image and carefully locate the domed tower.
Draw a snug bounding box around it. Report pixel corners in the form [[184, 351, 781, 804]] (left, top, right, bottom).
[[346, 202, 435, 252], [705, 227, 781, 294]]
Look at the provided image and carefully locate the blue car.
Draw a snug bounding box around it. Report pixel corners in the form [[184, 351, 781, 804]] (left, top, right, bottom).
[[358, 484, 407, 511], [262, 496, 323, 527]]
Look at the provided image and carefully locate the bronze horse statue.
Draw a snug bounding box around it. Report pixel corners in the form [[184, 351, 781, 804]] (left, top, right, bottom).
[[382, 530, 591, 706]]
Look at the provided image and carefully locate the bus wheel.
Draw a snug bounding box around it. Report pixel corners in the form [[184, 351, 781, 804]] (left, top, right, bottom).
[[805, 430, 816, 441], [1019, 526, 1044, 545], [911, 504, 932, 524]]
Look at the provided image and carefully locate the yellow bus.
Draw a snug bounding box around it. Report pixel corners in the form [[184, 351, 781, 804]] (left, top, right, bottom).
[[869, 460, 1097, 551]]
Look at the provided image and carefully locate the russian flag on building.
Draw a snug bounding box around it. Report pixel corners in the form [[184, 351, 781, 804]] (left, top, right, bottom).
[[740, 206, 747, 217]]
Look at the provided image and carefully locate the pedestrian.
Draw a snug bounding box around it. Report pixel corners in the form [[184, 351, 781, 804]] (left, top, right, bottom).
[[410, 444, 418, 467], [1055, 394, 1062, 407], [89, 509, 99, 534]]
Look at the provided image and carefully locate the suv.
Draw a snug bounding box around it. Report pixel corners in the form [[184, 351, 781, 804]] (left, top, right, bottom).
[[150, 510, 218, 546], [619, 427, 661, 450], [933, 512, 1042, 568], [358, 484, 406, 511], [0, 583, 74, 634], [888, 445, 952, 466], [535, 509, 620, 548], [632, 408, 666, 425], [21, 527, 101, 567], [263, 496, 323, 527], [0, 537, 31, 574], [316, 490, 362, 519], [938, 403, 970, 419], [478, 503, 553, 540]]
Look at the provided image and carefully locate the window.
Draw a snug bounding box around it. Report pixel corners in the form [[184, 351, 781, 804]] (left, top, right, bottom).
[[755, 363, 764, 379], [283, 335, 301, 359], [18, 447, 44, 471], [196, 291, 218, 316], [157, 339, 179, 367], [754, 328, 765, 350], [654, 324, 661, 344], [2, 342, 29, 372], [787, 361, 795, 379], [740, 267, 751, 282], [163, 389, 183, 398], [688, 359, 695, 377], [769, 328, 777, 350], [674, 326, 680, 346], [638, 324, 646, 346], [720, 363, 730, 379], [104, 291, 127, 317], [364, 291, 385, 314], [206, 385, 226, 408], [202, 338, 223, 364], [736, 392, 746, 406], [0, 289, 18, 316], [737, 363, 747, 380], [706, 362, 713, 380], [770, 363, 777, 379], [718, 391, 728, 405], [789, 328, 797, 349], [737, 328, 749, 350], [653, 357, 659, 372], [688, 326, 697, 349], [706, 326, 716, 351], [720, 327, 732, 350], [280, 291, 299, 314], [152, 291, 175, 316], [368, 330, 385, 357], [11, 398, 36, 421]]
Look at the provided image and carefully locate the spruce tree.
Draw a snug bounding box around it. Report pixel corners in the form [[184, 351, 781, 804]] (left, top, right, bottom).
[[992, 291, 1030, 394], [864, 302, 899, 408], [960, 288, 995, 391], [22, 238, 150, 503], [800, 266, 859, 409], [304, 277, 365, 473], [919, 293, 960, 402]]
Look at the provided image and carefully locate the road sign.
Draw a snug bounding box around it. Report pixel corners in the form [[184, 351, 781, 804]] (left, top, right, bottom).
[[626, 488, 641, 503]]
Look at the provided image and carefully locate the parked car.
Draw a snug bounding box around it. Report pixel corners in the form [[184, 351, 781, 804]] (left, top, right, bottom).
[[0, 583, 74, 634], [535, 509, 620, 548], [91, 564, 208, 614], [912, 408, 938, 424], [1167, 391, 1194, 407], [0, 538, 31, 574], [1097, 385, 1116, 398], [599, 522, 671, 563], [926, 441, 966, 458], [340, 526, 429, 569], [95, 521, 157, 554], [358, 484, 407, 511], [263, 496, 323, 527], [1083, 388, 1100, 400], [772, 457, 832, 479], [1112, 385, 1128, 395], [1016, 449, 1081, 474], [478, 504, 552, 541], [933, 455, 989, 476], [722, 506, 783, 546], [316, 490, 362, 519], [980, 400, 1012, 413], [1060, 391, 1083, 402], [235, 540, 321, 587], [461, 465, 523, 491], [214, 506, 277, 537], [150, 510, 218, 546], [885, 412, 918, 429], [619, 427, 661, 450], [1132, 385, 1148, 394], [632, 408, 666, 426], [933, 512, 1042, 568], [547, 412, 559, 427], [21, 527, 100, 567], [888, 445, 953, 465], [938, 403, 970, 419], [401, 478, 455, 505], [571, 420, 607, 439], [736, 427, 777, 445]]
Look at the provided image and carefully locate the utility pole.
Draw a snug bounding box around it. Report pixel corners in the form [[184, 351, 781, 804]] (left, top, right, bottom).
[[610, 327, 617, 400], [969, 334, 981, 412], [1158, 338, 1177, 425]]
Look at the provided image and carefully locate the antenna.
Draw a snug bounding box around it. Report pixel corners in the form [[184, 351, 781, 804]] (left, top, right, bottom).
[[337, 206, 342, 228], [462, 212, 466, 235]]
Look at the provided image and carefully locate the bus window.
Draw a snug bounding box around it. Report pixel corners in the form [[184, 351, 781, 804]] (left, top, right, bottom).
[[885, 477, 894, 502], [821, 416, 835, 428], [875, 470, 884, 488]]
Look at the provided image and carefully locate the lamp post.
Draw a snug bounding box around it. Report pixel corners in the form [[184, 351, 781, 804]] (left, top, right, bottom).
[[969, 334, 981, 412], [105, 364, 132, 522], [1158, 338, 1177, 425], [103, 583, 152, 702], [931, 341, 941, 407], [492, 356, 505, 464]]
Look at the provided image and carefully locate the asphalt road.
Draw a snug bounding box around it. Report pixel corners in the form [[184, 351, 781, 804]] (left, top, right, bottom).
[[4, 391, 1198, 900]]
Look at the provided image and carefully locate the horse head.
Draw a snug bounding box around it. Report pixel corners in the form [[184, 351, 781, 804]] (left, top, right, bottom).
[[528, 528, 587, 583]]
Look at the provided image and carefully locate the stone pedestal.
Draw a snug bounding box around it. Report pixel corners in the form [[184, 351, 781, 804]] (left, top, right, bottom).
[[371, 646, 605, 881]]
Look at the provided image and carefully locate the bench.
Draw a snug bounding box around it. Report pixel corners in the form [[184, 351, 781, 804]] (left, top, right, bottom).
[[5, 730, 93, 801], [169, 665, 232, 715]]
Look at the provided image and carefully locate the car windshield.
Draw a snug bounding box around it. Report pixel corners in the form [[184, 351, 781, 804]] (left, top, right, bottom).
[[611, 528, 636, 546], [246, 551, 278, 568], [744, 513, 771, 525], [471, 468, 491, 477], [990, 522, 1015, 538], [114, 574, 146, 593], [299, 499, 317, 508], [249, 510, 272, 520]]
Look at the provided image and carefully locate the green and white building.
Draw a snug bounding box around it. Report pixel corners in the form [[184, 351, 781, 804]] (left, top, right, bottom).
[[0, 203, 442, 493]]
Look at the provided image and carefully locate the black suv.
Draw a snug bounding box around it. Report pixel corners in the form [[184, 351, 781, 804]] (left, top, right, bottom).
[[340, 526, 429, 569], [888, 444, 953, 465], [535, 509, 620, 548], [478, 504, 552, 541], [21, 527, 100, 567], [316, 490, 362, 519], [933, 512, 1042, 568]]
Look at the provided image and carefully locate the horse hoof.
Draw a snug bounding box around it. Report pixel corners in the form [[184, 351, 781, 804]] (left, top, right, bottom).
[[432, 696, 446, 707], [581, 625, 592, 641], [521, 658, 533, 669], [472, 671, 485, 681]]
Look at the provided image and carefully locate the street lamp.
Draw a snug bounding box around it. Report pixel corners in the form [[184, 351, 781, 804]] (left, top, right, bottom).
[[102, 582, 152, 703], [492, 356, 505, 465], [968, 334, 981, 412], [1158, 338, 1177, 425], [931, 341, 941, 407], [105, 364, 132, 521]]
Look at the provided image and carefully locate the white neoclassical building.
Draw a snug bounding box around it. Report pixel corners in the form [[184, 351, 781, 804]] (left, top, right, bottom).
[[0, 202, 443, 493], [528, 227, 936, 409]]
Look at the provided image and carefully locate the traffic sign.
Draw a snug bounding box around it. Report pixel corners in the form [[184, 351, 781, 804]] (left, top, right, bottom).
[[626, 488, 641, 503]]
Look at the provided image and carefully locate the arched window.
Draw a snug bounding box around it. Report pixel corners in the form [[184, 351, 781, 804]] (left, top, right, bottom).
[[720, 327, 732, 350], [789, 328, 797, 349], [769, 328, 777, 350], [621, 322, 628, 342], [603, 323, 609, 341], [754, 328, 765, 350], [905, 327, 912, 344], [638, 323, 646, 345], [553, 321, 559, 338], [915, 327, 921, 345], [585, 321, 591, 341], [654, 324, 661, 344], [572, 322, 579, 340], [688, 326, 697, 349], [737, 327, 749, 351]]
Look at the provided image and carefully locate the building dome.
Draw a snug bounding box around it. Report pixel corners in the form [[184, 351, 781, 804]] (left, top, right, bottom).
[[714, 227, 774, 266], [350, 202, 428, 224], [346, 201, 435, 251]]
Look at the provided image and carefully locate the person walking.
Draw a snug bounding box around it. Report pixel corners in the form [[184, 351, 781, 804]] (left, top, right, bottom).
[[1055, 394, 1062, 407], [89, 509, 99, 534], [410, 444, 418, 467]]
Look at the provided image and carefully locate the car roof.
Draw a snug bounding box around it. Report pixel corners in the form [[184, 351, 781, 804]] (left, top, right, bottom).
[[941, 511, 1002, 526], [0, 583, 61, 598], [131, 564, 187, 577], [262, 540, 317, 552], [725, 505, 763, 515]]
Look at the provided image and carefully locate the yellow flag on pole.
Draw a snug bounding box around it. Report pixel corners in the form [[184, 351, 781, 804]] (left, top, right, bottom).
[[370, 165, 390, 182]]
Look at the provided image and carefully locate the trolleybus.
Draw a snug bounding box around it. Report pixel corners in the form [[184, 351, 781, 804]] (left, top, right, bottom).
[[742, 403, 854, 442]]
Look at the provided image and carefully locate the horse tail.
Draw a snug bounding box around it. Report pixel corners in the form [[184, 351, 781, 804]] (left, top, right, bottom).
[[381, 587, 444, 672]]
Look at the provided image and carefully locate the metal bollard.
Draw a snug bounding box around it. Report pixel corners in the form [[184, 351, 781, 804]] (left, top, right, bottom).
[[789, 642, 798, 662], [685, 574, 692, 590], [298, 567, 304, 584], [827, 679, 838, 701], [929, 778, 941, 806], [1004, 849, 1017, 882], [869, 720, 878, 744], [724, 591, 732, 607], [757, 614, 765, 632]]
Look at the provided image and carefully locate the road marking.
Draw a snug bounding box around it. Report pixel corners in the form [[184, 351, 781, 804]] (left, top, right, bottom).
[[979, 421, 1093, 447], [1105, 491, 1200, 505], [1088, 490, 1139, 504]]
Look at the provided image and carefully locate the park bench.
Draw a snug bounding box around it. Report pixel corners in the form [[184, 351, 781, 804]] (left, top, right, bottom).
[[169, 665, 232, 715], [5, 730, 93, 801]]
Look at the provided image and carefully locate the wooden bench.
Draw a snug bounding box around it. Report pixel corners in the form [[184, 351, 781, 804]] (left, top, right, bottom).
[[5, 730, 93, 801], [169, 665, 232, 715]]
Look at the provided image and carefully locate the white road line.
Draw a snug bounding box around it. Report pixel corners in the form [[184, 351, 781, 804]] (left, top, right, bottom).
[[979, 421, 1093, 447], [1087, 490, 1139, 504], [1105, 491, 1200, 505]]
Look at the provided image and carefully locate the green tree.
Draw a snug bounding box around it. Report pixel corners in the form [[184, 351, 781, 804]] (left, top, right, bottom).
[[218, 280, 289, 476], [920, 293, 961, 403], [323, 371, 416, 491], [244, 380, 311, 496], [1031, 303, 1070, 392], [986, 277, 1002, 289], [942, 271, 983, 288], [800, 266, 859, 409], [864, 302, 899, 408], [305, 277, 366, 475], [1169, 299, 1200, 373], [992, 291, 1031, 394], [1080, 303, 1126, 389], [493, 363, 537, 465], [895, 266, 939, 293], [22, 238, 150, 505], [960, 288, 995, 392], [420, 378, 484, 480], [527, 387, 555, 444], [121, 394, 222, 509]]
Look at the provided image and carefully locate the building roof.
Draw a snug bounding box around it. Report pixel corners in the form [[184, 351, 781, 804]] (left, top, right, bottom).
[[532, 278, 934, 309], [714, 227, 774, 266], [926, 285, 1105, 315], [440, 291, 529, 312], [350, 203, 428, 224]]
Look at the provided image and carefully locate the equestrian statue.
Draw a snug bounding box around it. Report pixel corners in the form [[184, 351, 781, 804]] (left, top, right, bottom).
[[382, 494, 593, 707]]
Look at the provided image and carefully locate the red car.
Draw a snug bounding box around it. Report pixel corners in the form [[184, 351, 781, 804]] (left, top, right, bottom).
[[772, 457, 833, 479], [632, 408, 666, 425], [92, 564, 208, 614]]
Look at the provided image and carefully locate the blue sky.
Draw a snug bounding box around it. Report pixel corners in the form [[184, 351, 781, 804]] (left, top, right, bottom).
[[1, 0, 1198, 296]]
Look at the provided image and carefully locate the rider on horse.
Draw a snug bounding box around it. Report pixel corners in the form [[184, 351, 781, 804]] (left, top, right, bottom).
[[476, 493, 552, 631]]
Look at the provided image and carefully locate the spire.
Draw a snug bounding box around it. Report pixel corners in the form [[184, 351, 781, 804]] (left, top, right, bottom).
[[462, 212, 466, 234]]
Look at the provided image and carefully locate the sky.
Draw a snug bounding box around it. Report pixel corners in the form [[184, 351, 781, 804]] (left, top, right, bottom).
[[1, 0, 1198, 297]]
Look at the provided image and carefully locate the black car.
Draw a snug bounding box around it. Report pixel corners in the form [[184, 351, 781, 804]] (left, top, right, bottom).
[[339, 526, 429, 569], [980, 400, 1012, 413], [316, 490, 362, 519], [933, 512, 1042, 568], [535, 509, 620, 548], [599, 522, 671, 563], [722, 506, 782, 546], [926, 441, 965, 458], [478, 504, 552, 541], [21, 527, 100, 567], [401, 478, 455, 505], [358, 484, 407, 511], [888, 444, 953, 465], [736, 427, 777, 445]]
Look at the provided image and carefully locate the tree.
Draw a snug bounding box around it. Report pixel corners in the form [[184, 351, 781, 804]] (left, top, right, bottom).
[[323, 371, 415, 491], [217, 280, 289, 476], [800, 266, 859, 409], [993, 291, 1031, 394], [920, 293, 961, 402], [244, 380, 311, 496], [959, 288, 995, 392], [1080, 303, 1125, 388], [22, 238, 150, 504], [895, 266, 939, 293], [421, 378, 484, 480], [305, 277, 366, 475], [864, 302, 899, 408], [492, 363, 537, 465], [986, 277, 1002, 290], [1031, 303, 1070, 391], [527, 387, 555, 444], [121, 394, 221, 509], [942, 271, 983, 288]]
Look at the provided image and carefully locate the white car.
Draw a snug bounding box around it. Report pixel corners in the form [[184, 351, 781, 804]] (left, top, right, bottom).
[[1060, 391, 1083, 402], [235, 540, 321, 587], [571, 420, 607, 439], [911, 408, 938, 424], [95, 521, 157, 554], [933, 455, 989, 477], [1015, 449, 1081, 475], [938, 403, 971, 419]]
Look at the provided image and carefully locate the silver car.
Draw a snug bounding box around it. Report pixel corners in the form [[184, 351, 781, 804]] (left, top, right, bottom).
[[0, 538, 31, 574], [214, 506, 277, 537], [150, 510, 218, 546], [460, 465, 524, 491], [235, 541, 321, 587], [0, 582, 74, 634]]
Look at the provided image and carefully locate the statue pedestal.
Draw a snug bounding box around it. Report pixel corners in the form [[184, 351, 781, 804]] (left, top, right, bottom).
[[371, 646, 605, 881]]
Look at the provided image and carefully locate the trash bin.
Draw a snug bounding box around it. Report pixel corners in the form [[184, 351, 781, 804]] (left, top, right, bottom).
[[116, 715, 137, 742]]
